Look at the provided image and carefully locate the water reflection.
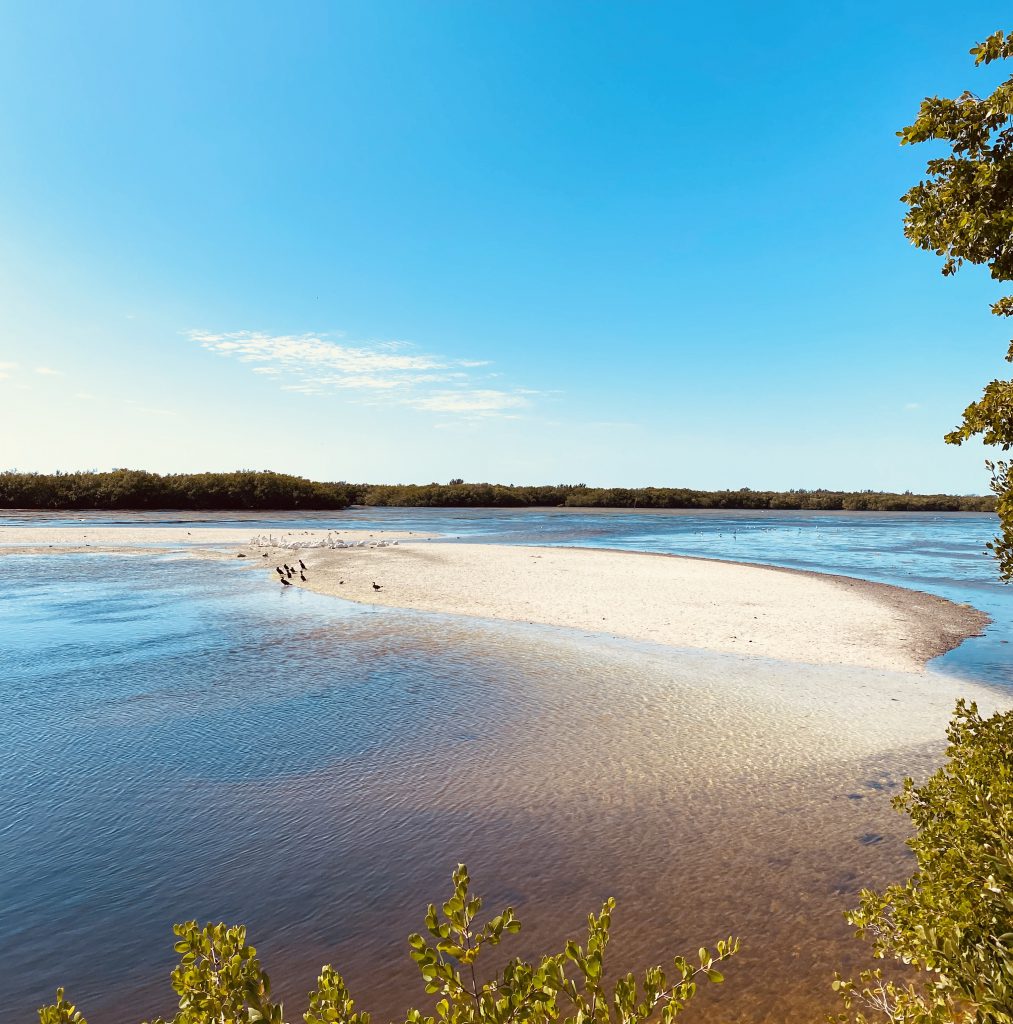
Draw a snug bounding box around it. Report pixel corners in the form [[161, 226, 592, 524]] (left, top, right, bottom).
[[1, 554, 1002, 1023]]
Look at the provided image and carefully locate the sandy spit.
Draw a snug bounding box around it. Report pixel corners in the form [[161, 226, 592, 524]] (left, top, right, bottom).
[[273, 540, 985, 672], [0, 527, 988, 672]]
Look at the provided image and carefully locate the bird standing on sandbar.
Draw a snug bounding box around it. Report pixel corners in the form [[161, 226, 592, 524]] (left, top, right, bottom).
[[372, 581, 382, 591], [300, 572, 306, 582], [298, 559, 306, 571], [281, 577, 293, 587], [275, 567, 284, 577]]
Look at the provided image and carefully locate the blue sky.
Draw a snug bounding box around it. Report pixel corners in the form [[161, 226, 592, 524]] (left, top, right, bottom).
[[1, 1, 1011, 491]]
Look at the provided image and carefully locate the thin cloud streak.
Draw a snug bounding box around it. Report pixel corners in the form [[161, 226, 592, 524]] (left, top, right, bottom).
[[190, 329, 538, 418], [409, 390, 529, 413]]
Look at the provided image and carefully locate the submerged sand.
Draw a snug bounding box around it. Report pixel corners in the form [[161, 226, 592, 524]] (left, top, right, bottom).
[[1, 524, 1003, 1023], [0, 526, 988, 672]]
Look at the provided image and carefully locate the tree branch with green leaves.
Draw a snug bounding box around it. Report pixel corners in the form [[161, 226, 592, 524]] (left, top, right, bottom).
[[900, 28, 1013, 579], [37, 866, 738, 1024]]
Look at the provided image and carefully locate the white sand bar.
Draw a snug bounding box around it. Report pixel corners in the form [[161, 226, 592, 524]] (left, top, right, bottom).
[[0, 528, 988, 672], [276, 540, 985, 672]]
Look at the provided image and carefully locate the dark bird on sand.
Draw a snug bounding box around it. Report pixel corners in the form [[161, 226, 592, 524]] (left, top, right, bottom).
[[372, 581, 382, 591], [275, 567, 284, 576], [237, 553, 246, 558], [281, 577, 293, 587], [300, 572, 306, 582], [299, 559, 306, 570], [262, 553, 268, 558], [339, 580, 344, 585]]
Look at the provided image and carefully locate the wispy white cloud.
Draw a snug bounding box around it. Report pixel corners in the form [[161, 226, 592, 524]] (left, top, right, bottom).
[[189, 329, 537, 417], [409, 390, 530, 413], [191, 331, 441, 374], [904, 402, 922, 411], [35, 366, 62, 376]]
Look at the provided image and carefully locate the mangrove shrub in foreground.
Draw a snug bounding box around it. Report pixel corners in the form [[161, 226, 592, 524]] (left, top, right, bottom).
[[38, 866, 738, 1024], [834, 700, 1013, 1023]]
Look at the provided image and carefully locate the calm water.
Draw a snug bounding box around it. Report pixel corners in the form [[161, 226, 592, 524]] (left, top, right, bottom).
[[6, 506, 1010, 683], [2, 509, 1011, 1022]]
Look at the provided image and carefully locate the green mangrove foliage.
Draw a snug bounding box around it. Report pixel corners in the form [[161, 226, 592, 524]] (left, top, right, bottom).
[[0, 473, 993, 512], [37, 866, 738, 1024], [348, 483, 993, 512], [833, 700, 1013, 1023], [899, 29, 1013, 577], [0, 470, 351, 510]]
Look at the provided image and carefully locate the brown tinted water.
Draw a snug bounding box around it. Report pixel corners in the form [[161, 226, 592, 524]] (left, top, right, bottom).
[[2, 553, 1003, 1023]]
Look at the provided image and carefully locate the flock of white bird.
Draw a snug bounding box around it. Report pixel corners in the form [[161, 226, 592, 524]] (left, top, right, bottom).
[[247, 532, 400, 551]]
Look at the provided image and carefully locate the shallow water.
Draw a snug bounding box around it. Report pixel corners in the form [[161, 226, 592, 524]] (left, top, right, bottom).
[[2, 511, 1011, 1022], [6, 507, 1009, 683]]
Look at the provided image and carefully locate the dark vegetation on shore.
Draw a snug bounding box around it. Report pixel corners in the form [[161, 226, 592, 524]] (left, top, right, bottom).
[[0, 470, 351, 511], [350, 482, 995, 512], [0, 470, 996, 512]]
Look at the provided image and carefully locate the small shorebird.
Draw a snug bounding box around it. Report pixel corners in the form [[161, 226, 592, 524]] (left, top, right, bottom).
[[298, 559, 307, 570], [275, 567, 284, 577], [281, 577, 293, 587], [372, 581, 382, 591], [300, 572, 306, 581]]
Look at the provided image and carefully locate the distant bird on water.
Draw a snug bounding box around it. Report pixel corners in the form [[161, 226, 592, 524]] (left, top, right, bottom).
[[281, 577, 293, 587], [372, 581, 382, 591]]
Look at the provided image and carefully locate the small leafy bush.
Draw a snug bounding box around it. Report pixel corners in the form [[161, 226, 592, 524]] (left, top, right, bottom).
[[833, 700, 1013, 1023], [39, 865, 738, 1024]]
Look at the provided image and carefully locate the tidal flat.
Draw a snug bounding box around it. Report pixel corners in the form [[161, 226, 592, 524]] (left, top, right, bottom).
[[2, 510, 1009, 1022]]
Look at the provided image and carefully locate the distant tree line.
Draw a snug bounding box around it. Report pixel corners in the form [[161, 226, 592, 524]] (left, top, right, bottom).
[[0, 471, 995, 512], [348, 482, 995, 512], [0, 470, 352, 510]]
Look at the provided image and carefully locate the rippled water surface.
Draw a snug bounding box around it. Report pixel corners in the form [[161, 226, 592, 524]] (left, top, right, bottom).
[[2, 510, 1012, 1023]]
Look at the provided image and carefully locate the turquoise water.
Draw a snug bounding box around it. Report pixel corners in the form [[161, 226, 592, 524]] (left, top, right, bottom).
[[2, 509, 1011, 1022]]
